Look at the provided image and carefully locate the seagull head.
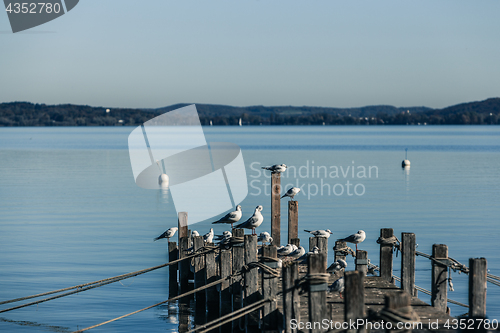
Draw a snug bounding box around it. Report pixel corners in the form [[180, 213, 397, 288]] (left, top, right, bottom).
[[256, 205, 263, 212], [326, 229, 333, 234], [222, 230, 232, 237], [339, 259, 347, 268], [236, 205, 242, 211], [171, 227, 178, 231], [281, 164, 287, 169], [358, 230, 365, 235]]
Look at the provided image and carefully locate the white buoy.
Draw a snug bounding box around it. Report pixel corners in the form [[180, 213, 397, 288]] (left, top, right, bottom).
[[402, 148, 410, 168], [156, 160, 169, 187]]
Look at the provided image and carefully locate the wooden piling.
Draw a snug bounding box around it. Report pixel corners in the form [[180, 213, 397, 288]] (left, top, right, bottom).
[[283, 261, 300, 333], [401, 232, 416, 296], [205, 245, 219, 327], [290, 238, 300, 248], [271, 173, 281, 246], [431, 244, 448, 312], [291, 262, 300, 330], [287, 201, 298, 244], [384, 292, 414, 333], [232, 229, 245, 332], [344, 271, 365, 333], [179, 237, 190, 295], [193, 236, 206, 316], [334, 240, 347, 262], [219, 250, 232, 333], [469, 258, 487, 318], [168, 241, 179, 297], [355, 250, 368, 276], [262, 245, 279, 332], [379, 228, 394, 282], [307, 253, 327, 333], [178, 212, 188, 243], [244, 235, 260, 332], [310, 237, 328, 267]]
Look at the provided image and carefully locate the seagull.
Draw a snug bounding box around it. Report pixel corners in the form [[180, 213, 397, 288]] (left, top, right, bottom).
[[215, 230, 232, 241], [277, 244, 295, 256], [298, 246, 320, 263], [337, 230, 366, 252], [288, 246, 306, 260], [327, 259, 348, 274], [257, 232, 273, 245], [304, 229, 333, 238], [191, 230, 200, 237], [261, 164, 287, 173], [234, 205, 264, 235], [281, 187, 301, 201], [154, 227, 178, 241], [203, 228, 214, 243], [212, 205, 242, 229], [329, 277, 345, 298]]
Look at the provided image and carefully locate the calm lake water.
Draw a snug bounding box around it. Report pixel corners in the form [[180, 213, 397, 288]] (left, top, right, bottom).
[[0, 126, 499, 332]]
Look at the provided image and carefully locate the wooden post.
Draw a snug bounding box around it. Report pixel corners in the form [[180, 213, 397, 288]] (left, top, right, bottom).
[[219, 250, 232, 333], [178, 212, 188, 243], [307, 253, 327, 333], [290, 238, 300, 248], [469, 258, 487, 318], [179, 237, 190, 295], [344, 271, 365, 333], [379, 228, 394, 282], [431, 244, 448, 312], [262, 245, 279, 332], [356, 250, 368, 276], [244, 235, 260, 332], [287, 201, 298, 244], [309, 237, 317, 252], [334, 240, 346, 262], [232, 229, 245, 332], [384, 292, 413, 333], [271, 172, 281, 246], [310, 237, 328, 267], [291, 262, 300, 331], [168, 241, 179, 297], [283, 261, 300, 333], [205, 246, 219, 327], [193, 236, 206, 319], [401, 233, 416, 296]]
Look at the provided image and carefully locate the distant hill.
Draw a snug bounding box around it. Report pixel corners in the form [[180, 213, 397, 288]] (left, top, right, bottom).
[[0, 98, 498, 126]]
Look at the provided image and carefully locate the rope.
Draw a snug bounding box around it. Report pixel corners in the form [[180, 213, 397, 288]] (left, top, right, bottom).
[[487, 273, 500, 281], [415, 251, 469, 274], [333, 243, 356, 258], [376, 235, 401, 256]]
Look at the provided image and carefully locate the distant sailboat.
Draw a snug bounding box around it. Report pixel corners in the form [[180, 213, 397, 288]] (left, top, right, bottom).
[[238, 118, 242, 126], [210, 120, 213, 126]]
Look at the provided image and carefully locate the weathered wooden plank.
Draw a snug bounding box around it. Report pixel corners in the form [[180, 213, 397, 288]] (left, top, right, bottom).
[[431, 244, 448, 312], [308, 253, 327, 333], [271, 172, 281, 246], [291, 261, 300, 331], [179, 237, 190, 295], [469, 257, 487, 318], [205, 246, 219, 328], [219, 250, 232, 333], [232, 228, 245, 332], [379, 228, 394, 282], [288, 200, 298, 244], [168, 241, 178, 297], [401, 232, 416, 296], [262, 245, 279, 332], [193, 236, 206, 319], [344, 271, 364, 333], [334, 240, 346, 262], [244, 234, 260, 333], [356, 250, 368, 276], [178, 212, 188, 243]]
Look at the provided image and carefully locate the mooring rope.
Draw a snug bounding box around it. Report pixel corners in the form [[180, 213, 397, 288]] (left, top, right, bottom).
[[333, 243, 356, 257], [376, 235, 401, 256]]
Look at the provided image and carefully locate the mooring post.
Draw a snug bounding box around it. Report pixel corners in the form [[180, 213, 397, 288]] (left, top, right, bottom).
[[179, 236, 190, 295], [344, 271, 365, 333], [205, 245, 219, 327], [193, 236, 206, 321], [307, 253, 327, 333], [232, 228, 245, 332], [384, 292, 414, 333], [168, 241, 179, 297], [309, 236, 317, 252], [219, 250, 232, 333], [262, 245, 279, 332], [244, 234, 260, 332], [310, 237, 328, 267], [379, 228, 394, 282], [334, 240, 347, 262], [288, 200, 298, 244], [356, 250, 368, 276], [291, 261, 300, 331], [271, 172, 281, 246], [290, 238, 300, 248], [431, 244, 448, 312], [283, 261, 300, 333], [178, 212, 188, 243], [469, 257, 487, 318], [401, 232, 416, 296]]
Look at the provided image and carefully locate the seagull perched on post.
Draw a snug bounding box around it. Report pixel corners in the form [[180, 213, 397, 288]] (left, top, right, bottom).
[[234, 205, 264, 235], [281, 187, 301, 201], [191, 230, 200, 237], [337, 230, 366, 252], [261, 164, 287, 173], [215, 230, 232, 241], [277, 244, 296, 256], [203, 228, 214, 243], [154, 227, 178, 241], [257, 231, 273, 245], [287, 246, 306, 260], [304, 229, 333, 238], [212, 205, 242, 229], [327, 259, 348, 274]]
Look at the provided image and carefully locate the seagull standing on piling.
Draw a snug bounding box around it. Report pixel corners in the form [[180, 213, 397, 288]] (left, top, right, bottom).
[[234, 205, 264, 235], [281, 187, 301, 201], [212, 205, 242, 229], [261, 164, 287, 173], [304, 229, 333, 238], [203, 228, 214, 243], [287, 246, 306, 260], [154, 227, 178, 241], [327, 259, 348, 274], [337, 230, 366, 252], [257, 232, 273, 245], [277, 244, 295, 256]]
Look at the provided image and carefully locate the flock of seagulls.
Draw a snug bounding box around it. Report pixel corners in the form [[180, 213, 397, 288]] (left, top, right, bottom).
[[154, 162, 368, 299]]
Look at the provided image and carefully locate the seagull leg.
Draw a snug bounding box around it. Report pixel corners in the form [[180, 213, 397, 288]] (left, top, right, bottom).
[[339, 292, 343, 299], [355, 244, 358, 252]]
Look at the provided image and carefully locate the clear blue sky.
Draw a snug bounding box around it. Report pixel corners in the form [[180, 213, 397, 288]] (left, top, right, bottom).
[[1, 0, 499, 109]]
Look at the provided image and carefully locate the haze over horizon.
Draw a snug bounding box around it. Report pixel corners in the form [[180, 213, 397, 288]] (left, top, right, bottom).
[[2, 1, 499, 110]]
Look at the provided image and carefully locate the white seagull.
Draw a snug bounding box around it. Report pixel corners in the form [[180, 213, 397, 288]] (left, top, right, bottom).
[[212, 205, 242, 229], [215, 230, 232, 241], [288, 246, 306, 260], [277, 244, 295, 256], [337, 230, 366, 252], [304, 229, 333, 238], [203, 228, 214, 243], [327, 259, 348, 274], [154, 227, 178, 241], [234, 205, 264, 235], [281, 187, 301, 201], [257, 232, 273, 245], [329, 277, 345, 298], [261, 164, 287, 173], [191, 230, 200, 237]]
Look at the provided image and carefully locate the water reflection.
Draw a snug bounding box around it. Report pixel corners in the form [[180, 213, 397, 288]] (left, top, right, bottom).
[[403, 166, 410, 192]]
